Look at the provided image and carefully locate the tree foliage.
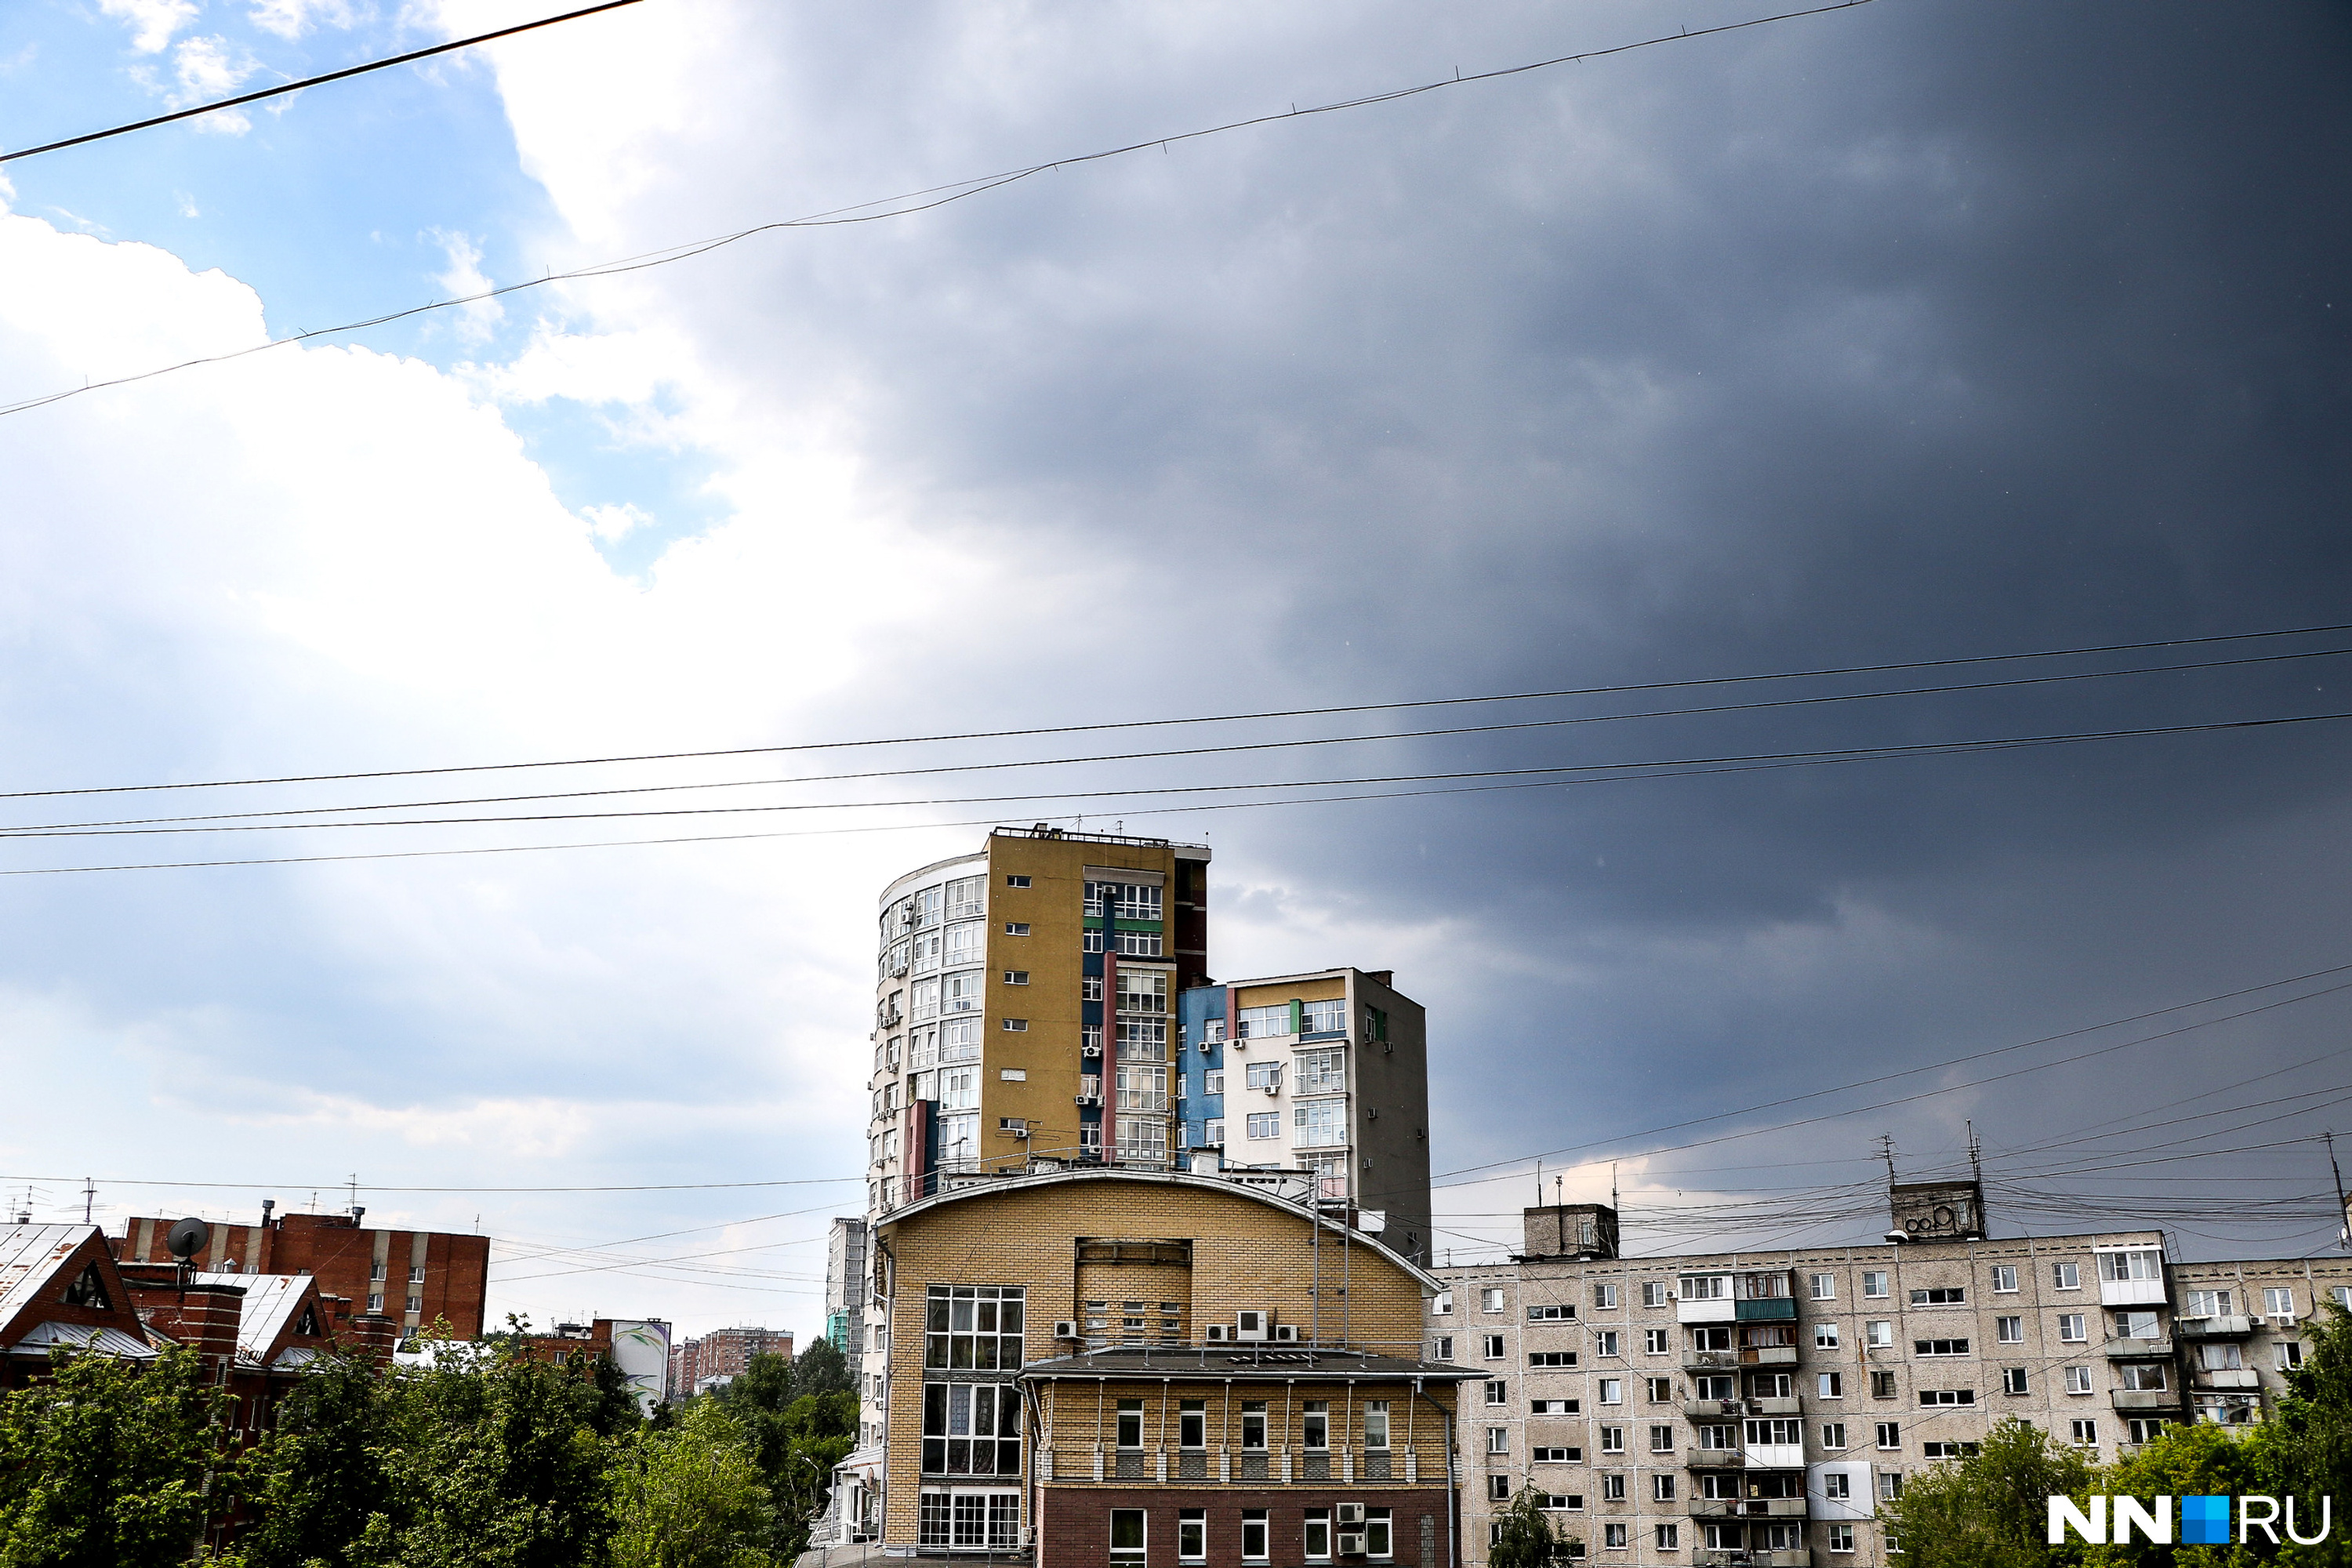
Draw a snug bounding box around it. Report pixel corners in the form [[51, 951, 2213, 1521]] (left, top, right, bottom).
[[1487, 1486, 1575, 1568], [610, 1402, 776, 1568], [1877, 1417, 2099, 1568], [0, 1341, 234, 1568]]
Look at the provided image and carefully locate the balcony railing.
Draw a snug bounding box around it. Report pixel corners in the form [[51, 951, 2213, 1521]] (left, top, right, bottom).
[[2103, 1337, 2173, 1359], [2177, 1315, 2255, 1338]]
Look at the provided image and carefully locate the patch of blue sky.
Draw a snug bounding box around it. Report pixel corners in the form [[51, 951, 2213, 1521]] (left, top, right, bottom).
[[499, 390, 731, 573], [0, 2, 555, 370]]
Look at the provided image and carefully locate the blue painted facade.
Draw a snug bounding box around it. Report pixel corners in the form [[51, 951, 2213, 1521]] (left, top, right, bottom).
[[1177, 984, 1226, 1159]]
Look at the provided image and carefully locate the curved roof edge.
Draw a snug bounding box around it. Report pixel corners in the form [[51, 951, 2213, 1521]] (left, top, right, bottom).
[[878, 848, 988, 908], [876, 1167, 1443, 1293]]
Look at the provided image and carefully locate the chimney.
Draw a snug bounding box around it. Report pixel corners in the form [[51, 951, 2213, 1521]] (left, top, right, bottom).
[[141, 1280, 246, 1376], [1521, 1203, 1619, 1261], [346, 1312, 401, 1366]]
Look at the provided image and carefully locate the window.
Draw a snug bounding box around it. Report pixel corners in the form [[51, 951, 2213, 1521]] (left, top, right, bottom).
[[1483, 1289, 1507, 1313], [2065, 1366, 2094, 1395], [1203, 1069, 1225, 1094], [1004, 874, 1031, 888], [2184, 1288, 2234, 1317], [944, 970, 984, 1013], [1294, 1100, 1347, 1148], [1003, 971, 1029, 986], [1992, 1265, 2018, 1293], [1915, 1338, 1970, 1357], [1431, 1336, 1455, 1360], [1600, 1474, 1626, 1501], [1744, 1418, 1801, 1450], [1652, 1474, 1678, 1503], [1918, 1389, 1975, 1407], [2266, 1287, 2299, 1321], [1482, 1334, 1507, 1359], [1816, 1322, 1841, 1350], [925, 1285, 1025, 1370], [1365, 1508, 1394, 1560], [1179, 1510, 1206, 1564], [1111, 1509, 1147, 1568], [1203, 1119, 1224, 1145], [2100, 1249, 2164, 1284], [1653, 1524, 1680, 1552], [1642, 1281, 1668, 1307], [1303, 1401, 1330, 1449], [1244, 1112, 1279, 1140], [1603, 1525, 1628, 1550], [1116, 1399, 1145, 1449], [1828, 1524, 1856, 1553], [1679, 1274, 1731, 1301], [1242, 1512, 1269, 1563], [1593, 1283, 1619, 1310], [1241, 1402, 1267, 1450], [1875, 1422, 1900, 1450], [1598, 1378, 1623, 1405], [922, 1383, 1022, 1475], [2334, 1286, 2352, 1310], [1821, 1421, 1847, 1450], [1646, 1377, 1674, 1403], [2200, 1341, 2245, 1371], [943, 921, 984, 965], [1593, 1331, 1620, 1356], [1486, 1475, 1512, 1503], [1529, 1352, 1577, 1367], [1364, 1400, 1391, 1449], [371, 1262, 387, 1282], [1433, 1292, 1454, 1317], [367, 1293, 383, 1312], [2003, 1367, 2029, 1394], [2057, 1314, 2087, 1342], [1531, 1495, 1580, 1515], [1871, 1370, 1897, 1399], [1649, 1425, 1676, 1454], [2128, 1417, 2172, 1443], [1809, 1273, 1837, 1300], [408, 1265, 426, 1284], [2279, 1341, 2306, 1370], [2114, 1310, 2160, 1341], [1695, 1424, 1736, 1451], [1688, 1327, 1733, 1352], [1922, 1441, 1979, 1460], [1486, 1428, 1508, 1455], [405, 1294, 423, 1312], [2053, 1261, 2082, 1290], [1865, 1320, 1893, 1348], [1485, 1381, 1508, 1407], [1532, 1446, 1580, 1462], [1297, 1049, 1345, 1094], [1529, 1303, 1576, 1322], [1643, 1328, 1668, 1354], [1911, 1287, 1965, 1305], [2120, 1363, 2169, 1391], [1862, 1272, 1889, 1298], [2069, 1419, 2099, 1447], [1599, 1426, 1624, 1454], [1878, 1473, 1904, 1502], [1822, 1473, 1852, 1502], [1819, 1371, 1844, 1398], [1243, 1059, 1282, 1091]]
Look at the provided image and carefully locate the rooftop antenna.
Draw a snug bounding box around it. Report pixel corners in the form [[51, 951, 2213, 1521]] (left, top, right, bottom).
[[1610, 1163, 1619, 1213], [82, 1177, 95, 1226], [2327, 1131, 2350, 1252], [1534, 1158, 1542, 1205], [348, 1173, 358, 1218], [1967, 1120, 1984, 1187], [1878, 1134, 1898, 1185]]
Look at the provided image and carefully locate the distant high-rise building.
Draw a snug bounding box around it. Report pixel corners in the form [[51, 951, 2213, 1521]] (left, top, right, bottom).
[[826, 1216, 868, 1378], [669, 1324, 793, 1398], [866, 826, 1211, 1213]]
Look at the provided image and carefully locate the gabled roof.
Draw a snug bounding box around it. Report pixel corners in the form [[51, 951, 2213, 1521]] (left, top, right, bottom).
[[5, 1323, 156, 1359], [1, 1224, 151, 1356], [0, 1225, 102, 1334], [193, 1272, 321, 1367]]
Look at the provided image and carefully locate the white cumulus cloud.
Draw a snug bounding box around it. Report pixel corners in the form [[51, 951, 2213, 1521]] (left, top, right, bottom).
[[169, 34, 261, 133], [428, 227, 504, 343], [99, 0, 198, 54], [247, 0, 360, 40]]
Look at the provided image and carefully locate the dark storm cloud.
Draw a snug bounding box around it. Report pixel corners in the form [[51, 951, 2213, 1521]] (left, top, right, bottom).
[[648, 0, 2352, 1250]]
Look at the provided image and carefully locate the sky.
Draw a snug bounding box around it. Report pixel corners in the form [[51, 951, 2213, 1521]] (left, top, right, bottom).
[[1, 0, 2348, 1340]]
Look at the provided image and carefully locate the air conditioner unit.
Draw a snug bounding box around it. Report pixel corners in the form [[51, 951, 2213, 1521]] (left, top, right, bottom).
[[1082, 1044, 1102, 1057], [1272, 1324, 1301, 1343], [1263, 1082, 1280, 1095], [1054, 1321, 1080, 1340], [1234, 1310, 1272, 1342], [1075, 1094, 1102, 1108], [1204, 1323, 1229, 1343], [1337, 1504, 1367, 1527], [1338, 1534, 1368, 1556]]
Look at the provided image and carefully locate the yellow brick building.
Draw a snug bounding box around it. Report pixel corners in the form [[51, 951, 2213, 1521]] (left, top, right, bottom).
[[835, 1167, 1472, 1568]]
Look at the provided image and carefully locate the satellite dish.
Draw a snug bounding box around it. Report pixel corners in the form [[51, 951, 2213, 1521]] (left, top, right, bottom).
[[166, 1218, 211, 1261]]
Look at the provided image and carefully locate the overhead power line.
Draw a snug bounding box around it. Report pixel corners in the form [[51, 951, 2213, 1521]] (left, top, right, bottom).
[[4, 706, 2347, 845], [0, 0, 1874, 420], [7, 619, 2347, 804], [0, 1, 652, 167], [0, 1172, 857, 1194], [8, 641, 2344, 836]]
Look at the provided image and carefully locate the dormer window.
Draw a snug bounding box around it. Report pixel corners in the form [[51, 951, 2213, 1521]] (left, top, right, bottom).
[[62, 1262, 111, 1310], [295, 1305, 320, 1336]]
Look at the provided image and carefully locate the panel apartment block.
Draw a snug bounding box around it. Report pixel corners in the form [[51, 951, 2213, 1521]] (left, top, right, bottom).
[[1435, 1182, 2352, 1568]]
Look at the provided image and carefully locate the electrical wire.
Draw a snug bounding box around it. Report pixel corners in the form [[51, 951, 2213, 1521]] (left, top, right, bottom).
[[9, 642, 2343, 837], [11, 620, 2347, 803], [0, 1, 653, 166], [0, 0, 1872, 421]]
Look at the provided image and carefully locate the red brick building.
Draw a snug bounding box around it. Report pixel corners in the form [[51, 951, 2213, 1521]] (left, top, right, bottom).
[[116, 1207, 491, 1340], [670, 1324, 794, 1398]]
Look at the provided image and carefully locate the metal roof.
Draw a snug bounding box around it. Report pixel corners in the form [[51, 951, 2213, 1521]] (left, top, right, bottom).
[[5, 1321, 157, 1359], [0, 1225, 96, 1330], [193, 1272, 316, 1367]]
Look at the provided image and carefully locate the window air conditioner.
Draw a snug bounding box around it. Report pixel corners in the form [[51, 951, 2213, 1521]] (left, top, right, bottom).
[[1075, 1094, 1102, 1108], [1054, 1321, 1080, 1340], [1272, 1324, 1301, 1343], [1235, 1310, 1271, 1342], [1264, 1082, 1280, 1095], [1337, 1504, 1368, 1527], [1204, 1323, 1229, 1343], [1338, 1534, 1368, 1556]]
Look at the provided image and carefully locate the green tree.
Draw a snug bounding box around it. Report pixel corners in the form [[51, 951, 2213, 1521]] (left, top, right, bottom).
[[789, 1341, 852, 1399], [1878, 1417, 2098, 1568], [233, 1352, 397, 1568], [1487, 1486, 1575, 1568], [610, 1401, 776, 1568], [2088, 1420, 2263, 1568], [2244, 1299, 2352, 1567], [0, 1341, 236, 1566]]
